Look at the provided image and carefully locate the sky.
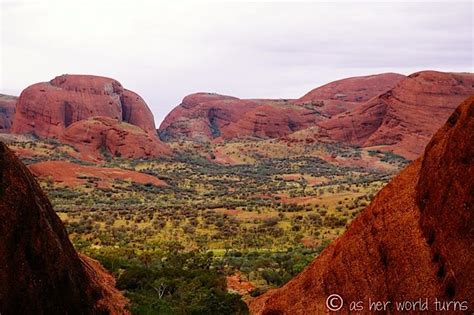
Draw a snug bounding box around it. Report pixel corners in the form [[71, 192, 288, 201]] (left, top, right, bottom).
[[1, 0, 473, 126]]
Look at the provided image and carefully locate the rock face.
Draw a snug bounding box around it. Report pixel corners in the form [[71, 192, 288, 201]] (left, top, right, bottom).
[[0, 94, 17, 133], [158, 74, 405, 142], [249, 96, 474, 314], [12, 74, 156, 137], [159, 94, 322, 142], [160, 71, 472, 160], [318, 71, 474, 159], [0, 142, 128, 314], [61, 116, 171, 161], [295, 73, 405, 116]]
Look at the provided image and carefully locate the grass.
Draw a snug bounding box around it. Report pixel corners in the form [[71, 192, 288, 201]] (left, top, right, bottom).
[[7, 137, 407, 298]]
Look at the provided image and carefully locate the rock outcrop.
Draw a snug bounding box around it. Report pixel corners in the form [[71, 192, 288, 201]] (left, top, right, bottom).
[[159, 94, 321, 142], [249, 96, 474, 314], [158, 74, 404, 142], [159, 71, 473, 160], [0, 142, 128, 314], [0, 94, 17, 133], [61, 116, 171, 161], [12, 74, 156, 137], [295, 73, 405, 116], [318, 71, 474, 159]]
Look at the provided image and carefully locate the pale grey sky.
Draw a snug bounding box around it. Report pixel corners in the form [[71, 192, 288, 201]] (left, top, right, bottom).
[[1, 0, 473, 125]]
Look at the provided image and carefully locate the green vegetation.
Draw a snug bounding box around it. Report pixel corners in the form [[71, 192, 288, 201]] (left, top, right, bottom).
[[7, 138, 408, 314], [90, 243, 248, 314]]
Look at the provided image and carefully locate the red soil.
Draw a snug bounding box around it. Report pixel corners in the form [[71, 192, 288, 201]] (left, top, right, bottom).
[[29, 160, 166, 188], [227, 272, 256, 295]]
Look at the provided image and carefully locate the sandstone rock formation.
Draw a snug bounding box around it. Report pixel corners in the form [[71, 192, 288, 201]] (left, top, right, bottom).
[[318, 71, 474, 159], [0, 142, 128, 314], [160, 71, 472, 160], [249, 96, 474, 314], [158, 74, 404, 142], [0, 94, 17, 133], [12, 74, 156, 137], [295, 73, 405, 116], [61, 116, 171, 161], [159, 94, 322, 142]]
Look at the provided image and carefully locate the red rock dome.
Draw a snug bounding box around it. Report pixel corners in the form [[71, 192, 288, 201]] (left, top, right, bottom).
[[12, 74, 156, 137]]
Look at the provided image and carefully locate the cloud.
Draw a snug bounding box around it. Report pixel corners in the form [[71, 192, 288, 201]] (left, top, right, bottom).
[[1, 0, 472, 125]]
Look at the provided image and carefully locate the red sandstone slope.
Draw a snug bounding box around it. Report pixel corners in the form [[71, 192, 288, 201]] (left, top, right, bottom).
[[0, 94, 17, 133], [159, 94, 321, 142], [249, 96, 474, 314], [12, 74, 156, 136], [295, 73, 405, 116], [0, 142, 128, 314], [318, 71, 474, 159], [60, 116, 171, 161]]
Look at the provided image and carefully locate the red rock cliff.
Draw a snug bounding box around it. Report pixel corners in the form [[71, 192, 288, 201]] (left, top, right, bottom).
[[0, 94, 17, 133], [249, 96, 474, 314], [12, 74, 156, 137], [296, 73, 405, 116], [318, 71, 474, 159], [159, 94, 321, 142]]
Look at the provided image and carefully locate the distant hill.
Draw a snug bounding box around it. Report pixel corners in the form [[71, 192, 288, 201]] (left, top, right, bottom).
[[159, 71, 473, 161], [318, 71, 474, 159]]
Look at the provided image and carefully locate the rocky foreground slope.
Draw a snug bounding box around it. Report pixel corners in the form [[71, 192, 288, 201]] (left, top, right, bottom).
[[249, 96, 474, 314], [0, 142, 128, 314]]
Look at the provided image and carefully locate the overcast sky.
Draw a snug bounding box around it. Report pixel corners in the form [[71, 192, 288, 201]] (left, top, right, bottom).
[[1, 0, 473, 125]]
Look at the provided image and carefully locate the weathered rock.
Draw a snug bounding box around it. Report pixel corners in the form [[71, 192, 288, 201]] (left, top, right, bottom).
[[12, 74, 156, 137], [159, 93, 321, 142], [318, 71, 474, 159], [0, 94, 17, 133], [157, 73, 404, 142], [61, 116, 171, 161], [295, 73, 405, 116], [121, 89, 156, 134], [249, 96, 474, 314], [0, 142, 128, 314]]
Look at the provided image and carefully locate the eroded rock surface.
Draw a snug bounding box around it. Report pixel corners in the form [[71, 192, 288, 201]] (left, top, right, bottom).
[[318, 71, 474, 159], [12, 74, 156, 137], [0, 94, 17, 133]]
